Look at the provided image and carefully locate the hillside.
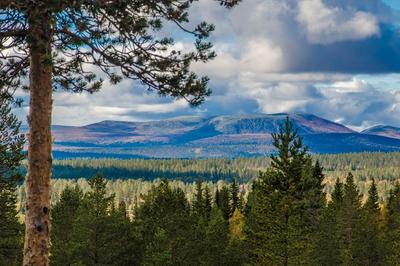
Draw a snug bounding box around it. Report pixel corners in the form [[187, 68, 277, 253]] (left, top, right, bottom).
[[362, 125, 400, 139], [21, 113, 400, 158]]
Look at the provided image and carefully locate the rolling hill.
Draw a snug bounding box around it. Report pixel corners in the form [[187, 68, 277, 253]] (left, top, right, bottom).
[[362, 125, 400, 139], [22, 113, 400, 158]]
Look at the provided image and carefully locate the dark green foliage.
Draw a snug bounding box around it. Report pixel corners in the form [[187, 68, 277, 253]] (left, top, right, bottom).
[[218, 185, 231, 220], [339, 173, 363, 265], [0, 0, 239, 105], [203, 186, 212, 219], [245, 117, 325, 265], [134, 179, 194, 265], [51, 185, 83, 266], [385, 182, 400, 265], [193, 180, 204, 217], [51, 174, 139, 266], [230, 178, 240, 215], [0, 98, 24, 266], [316, 179, 344, 266], [202, 208, 230, 265], [356, 179, 384, 266]]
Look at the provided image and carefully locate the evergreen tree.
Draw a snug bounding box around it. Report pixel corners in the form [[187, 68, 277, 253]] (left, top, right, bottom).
[[142, 229, 173, 266], [0, 0, 239, 262], [245, 117, 325, 265], [203, 185, 212, 219], [230, 178, 240, 216], [316, 179, 343, 266], [339, 173, 363, 265], [134, 179, 194, 265], [218, 186, 231, 220], [193, 180, 204, 217], [355, 179, 384, 265], [385, 182, 400, 265], [68, 174, 136, 265], [51, 185, 83, 266], [203, 208, 230, 265], [215, 188, 220, 208], [0, 98, 25, 266]]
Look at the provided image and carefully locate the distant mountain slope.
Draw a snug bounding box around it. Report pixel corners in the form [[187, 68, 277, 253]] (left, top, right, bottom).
[[362, 125, 400, 139], [21, 113, 400, 158]]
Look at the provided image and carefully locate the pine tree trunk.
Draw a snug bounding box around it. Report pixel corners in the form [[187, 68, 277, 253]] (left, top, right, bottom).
[[23, 11, 53, 266]]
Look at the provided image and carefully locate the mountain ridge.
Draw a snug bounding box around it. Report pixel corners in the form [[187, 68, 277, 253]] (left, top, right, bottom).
[[21, 113, 400, 158]]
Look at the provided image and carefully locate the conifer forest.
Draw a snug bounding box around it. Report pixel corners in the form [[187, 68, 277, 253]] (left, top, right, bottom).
[[2, 111, 400, 265], [1, 0, 400, 265]]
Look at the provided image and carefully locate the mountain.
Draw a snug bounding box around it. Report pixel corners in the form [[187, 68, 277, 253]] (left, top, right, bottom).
[[362, 125, 400, 139], [21, 113, 400, 158]]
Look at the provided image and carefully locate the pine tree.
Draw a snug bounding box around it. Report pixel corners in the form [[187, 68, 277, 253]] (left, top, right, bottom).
[[0, 1, 239, 263], [339, 173, 363, 265], [203, 185, 212, 219], [215, 188, 220, 207], [316, 179, 343, 266], [230, 178, 240, 216], [134, 179, 193, 265], [203, 208, 230, 265], [142, 229, 173, 266], [385, 182, 400, 265], [218, 186, 231, 220], [51, 185, 83, 266], [355, 179, 384, 265], [0, 98, 25, 266], [68, 174, 136, 265], [245, 117, 325, 265], [193, 180, 204, 217]]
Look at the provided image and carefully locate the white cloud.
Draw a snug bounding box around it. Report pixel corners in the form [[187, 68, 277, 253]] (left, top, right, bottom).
[[11, 0, 400, 129], [297, 0, 380, 44]]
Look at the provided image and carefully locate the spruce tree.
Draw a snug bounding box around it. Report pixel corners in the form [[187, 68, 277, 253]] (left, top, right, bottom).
[[134, 179, 193, 265], [215, 188, 220, 207], [245, 117, 325, 265], [142, 229, 173, 266], [68, 174, 136, 265], [203, 208, 230, 265], [230, 178, 240, 216], [316, 179, 343, 266], [339, 173, 363, 265], [355, 179, 384, 265], [203, 185, 212, 220], [218, 186, 231, 220], [193, 180, 204, 217], [0, 98, 25, 266], [385, 182, 400, 265], [51, 185, 83, 266]]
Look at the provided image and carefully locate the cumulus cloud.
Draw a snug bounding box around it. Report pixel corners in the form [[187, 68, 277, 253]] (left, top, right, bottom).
[[297, 0, 380, 44], [13, 0, 400, 129], [240, 78, 400, 129]]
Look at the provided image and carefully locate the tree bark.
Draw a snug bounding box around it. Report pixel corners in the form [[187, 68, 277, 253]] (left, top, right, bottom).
[[23, 11, 53, 266]]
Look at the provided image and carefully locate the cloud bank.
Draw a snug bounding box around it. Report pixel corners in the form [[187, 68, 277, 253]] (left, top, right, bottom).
[[14, 0, 400, 129]]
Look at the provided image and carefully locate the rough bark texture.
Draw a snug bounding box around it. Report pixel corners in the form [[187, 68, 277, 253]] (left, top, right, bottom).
[[23, 11, 53, 266]]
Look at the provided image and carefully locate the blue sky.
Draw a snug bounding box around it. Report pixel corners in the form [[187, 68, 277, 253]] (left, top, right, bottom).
[[384, 0, 400, 10], [14, 0, 400, 130]]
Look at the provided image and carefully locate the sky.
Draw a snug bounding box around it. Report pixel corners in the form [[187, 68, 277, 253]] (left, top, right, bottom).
[[14, 0, 400, 130]]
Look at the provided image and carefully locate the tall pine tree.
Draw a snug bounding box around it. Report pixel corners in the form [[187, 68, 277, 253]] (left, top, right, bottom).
[[338, 173, 363, 265], [316, 179, 344, 265], [0, 98, 25, 266], [355, 179, 384, 265], [51, 185, 83, 266], [385, 182, 400, 265]]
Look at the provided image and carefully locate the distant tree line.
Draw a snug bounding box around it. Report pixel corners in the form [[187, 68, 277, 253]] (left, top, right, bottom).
[[19, 151, 399, 184]]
